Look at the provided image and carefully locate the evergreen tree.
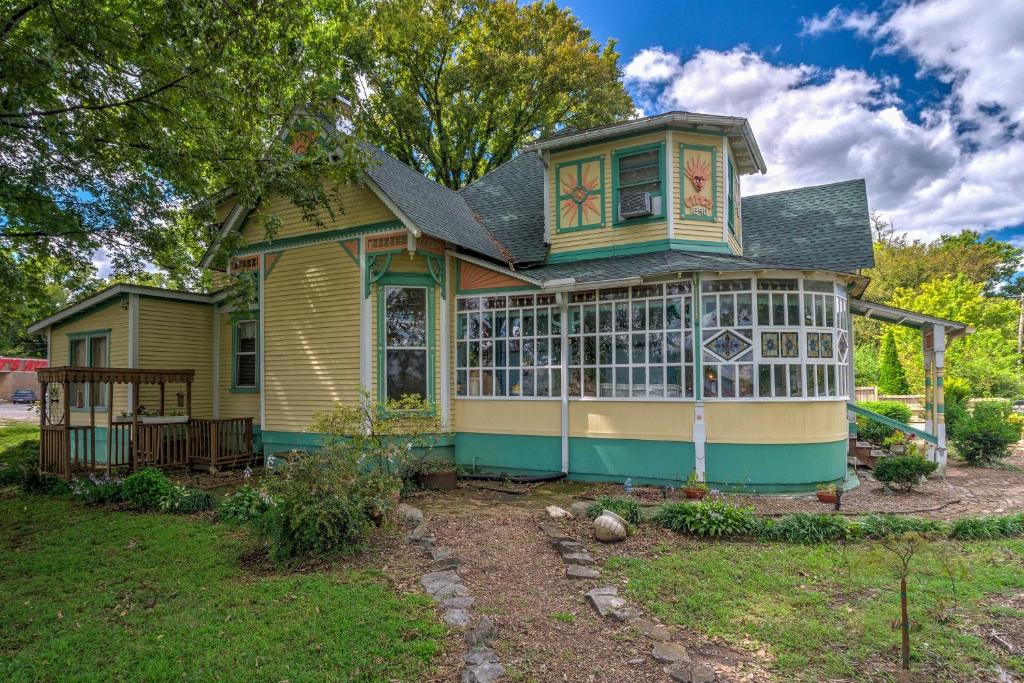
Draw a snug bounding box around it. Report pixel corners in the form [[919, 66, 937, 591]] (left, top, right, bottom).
[[878, 330, 911, 395]]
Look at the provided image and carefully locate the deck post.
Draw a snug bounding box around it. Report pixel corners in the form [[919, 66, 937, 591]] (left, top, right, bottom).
[[89, 386, 96, 472], [107, 382, 114, 476], [159, 382, 165, 416], [210, 420, 219, 472], [932, 324, 947, 474], [38, 381, 47, 473], [62, 379, 71, 479], [131, 380, 139, 471]]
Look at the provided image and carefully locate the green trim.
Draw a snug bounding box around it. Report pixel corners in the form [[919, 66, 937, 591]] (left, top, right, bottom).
[[234, 219, 404, 257], [612, 141, 666, 227], [455, 432, 562, 474], [544, 238, 734, 264], [569, 436, 695, 485], [52, 296, 124, 333], [693, 273, 702, 401], [727, 156, 736, 236], [365, 252, 393, 298], [554, 155, 606, 233], [375, 276, 437, 405], [679, 143, 718, 223], [551, 125, 728, 155], [230, 318, 259, 393], [847, 402, 938, 445], [67, 329, 112, 411]]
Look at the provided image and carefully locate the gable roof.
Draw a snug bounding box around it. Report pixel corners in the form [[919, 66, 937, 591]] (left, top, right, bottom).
[[357, 142, 511, 263], [741, 179, 874, 273], [459, 152, 547, 263]]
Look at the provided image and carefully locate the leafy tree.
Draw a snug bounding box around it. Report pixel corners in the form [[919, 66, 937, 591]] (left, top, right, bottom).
[[878, 331, 910, 394], [1, 0, 372, 284], [351, 0, 635, 189], [889, 275, 1021, 397]]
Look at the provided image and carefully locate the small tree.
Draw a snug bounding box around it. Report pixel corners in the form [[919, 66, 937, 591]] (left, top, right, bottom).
[[879, 532, 931, 675], [878, 331, 911, 395]]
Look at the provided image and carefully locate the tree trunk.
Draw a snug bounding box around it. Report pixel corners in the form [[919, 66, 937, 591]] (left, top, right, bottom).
[[900, 576, 910, 671]]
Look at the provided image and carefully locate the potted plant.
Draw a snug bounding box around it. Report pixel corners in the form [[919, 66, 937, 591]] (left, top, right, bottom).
[[415, 457, 458, 491], [683, 470, 709, 499], [816, 483, 838, 504]]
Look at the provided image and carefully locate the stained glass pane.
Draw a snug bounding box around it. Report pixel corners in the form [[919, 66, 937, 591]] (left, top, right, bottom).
[[704, 331, 751, 361], [761, 332, 780, 358], [781, 332, 799, 358]]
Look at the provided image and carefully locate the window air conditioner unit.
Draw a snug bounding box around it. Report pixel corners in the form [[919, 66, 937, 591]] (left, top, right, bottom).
[[620, 192, 653, 219]]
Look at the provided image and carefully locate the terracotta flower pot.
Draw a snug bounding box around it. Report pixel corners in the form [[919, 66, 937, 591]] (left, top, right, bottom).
[[683, 487, 707, 500], [816, 490, 838, 504], [417, 469, 458, 491]]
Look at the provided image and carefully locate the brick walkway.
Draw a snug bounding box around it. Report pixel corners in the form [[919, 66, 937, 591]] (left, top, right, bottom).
[[932, 451, 1024, 520]]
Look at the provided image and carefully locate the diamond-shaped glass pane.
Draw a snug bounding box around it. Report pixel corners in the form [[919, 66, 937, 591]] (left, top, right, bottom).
[[837, 331, 849, 361], [704, 330, 751, 361]]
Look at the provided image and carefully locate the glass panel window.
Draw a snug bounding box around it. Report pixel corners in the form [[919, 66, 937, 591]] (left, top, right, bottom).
[[456, 292, 560, 399], [384, 287, 427, 401], [567, 278, 695, 399], [615, 146, 664, 221], [70, 332, 111, 408]]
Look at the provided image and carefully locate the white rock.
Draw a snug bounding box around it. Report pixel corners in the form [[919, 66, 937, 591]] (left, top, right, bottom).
[[593, 510, 627, 542], [546, 505, 571, 518]]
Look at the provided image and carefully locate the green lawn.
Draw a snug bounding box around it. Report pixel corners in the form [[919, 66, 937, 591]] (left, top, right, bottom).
[[608, 538, 1024, 682], [0, 495, 443, 682], [0, 423, 38, 468]]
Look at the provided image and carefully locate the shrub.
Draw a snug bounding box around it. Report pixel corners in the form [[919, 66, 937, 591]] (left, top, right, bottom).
[[586, 496, 642, 526], [253, 449, 380, 563], [653, 500, 758, 538], [950, 400, 1021, 465], [874, 456, 938, 492], [949, 514, 1024, 540], [760, 513, 850, 544], [19, 468, 69, 496], [219, 485, 273, 525], [121, 468, 172, 511], [878, 330, 911, 394], [70, 474, 124, 505], [858, 514, 946, 539], [856, 401, 913, 445], [160, 484, 216, 514]]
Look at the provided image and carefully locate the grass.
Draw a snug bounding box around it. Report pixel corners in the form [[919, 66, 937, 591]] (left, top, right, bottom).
[[0, 495, 444, 682], [0, 423, 39, 468], [551, 611, 576, 624], [607, 539, 1024, 681]]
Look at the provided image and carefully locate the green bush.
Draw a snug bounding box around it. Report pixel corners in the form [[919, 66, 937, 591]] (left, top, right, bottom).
[[586, 496, 642, 525], [70, 475, 124, 505], [653, 500, 758, 538], [856, 401, 913, 445], [253, 450, 384, 563], [219, 485, 273, 525], [121, 468, 172, 511], [760, 513, 850, 544], [949, 514, 1024, 540], [857, 514, 946, 539], [160, 484, 216, 514], [951, 400, 1021, 465], [19, 468, 69, 496], [873, 455, 938, 492]]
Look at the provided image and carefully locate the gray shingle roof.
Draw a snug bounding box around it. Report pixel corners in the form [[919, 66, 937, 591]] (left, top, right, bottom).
[[459, 152, 547, 263], [359, 142, 509, 262], [521, 249, 790, 284], [741, 179, 874, 273]]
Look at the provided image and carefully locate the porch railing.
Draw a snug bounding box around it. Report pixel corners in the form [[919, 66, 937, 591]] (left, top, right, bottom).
[[847, 402, 938, 445]]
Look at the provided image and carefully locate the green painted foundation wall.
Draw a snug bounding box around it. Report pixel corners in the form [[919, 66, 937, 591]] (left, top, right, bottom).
[[455, 432, 561, 475], [705, 440, 848, 493], [569, 437, 694, 486], [261, 430, 455, 466]]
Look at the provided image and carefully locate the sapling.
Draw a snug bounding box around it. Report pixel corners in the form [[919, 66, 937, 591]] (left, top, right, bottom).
[[879, 531, 930, 676]]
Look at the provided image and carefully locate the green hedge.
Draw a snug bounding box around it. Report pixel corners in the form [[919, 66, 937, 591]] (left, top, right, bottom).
[[855, 400, 913, 445]]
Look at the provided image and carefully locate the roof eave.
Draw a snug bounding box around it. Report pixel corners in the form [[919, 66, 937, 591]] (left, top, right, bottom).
[[28, 285, 215, 335]]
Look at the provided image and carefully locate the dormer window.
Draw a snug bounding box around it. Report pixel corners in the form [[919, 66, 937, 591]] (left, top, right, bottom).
[[613, 143, 665, 224]]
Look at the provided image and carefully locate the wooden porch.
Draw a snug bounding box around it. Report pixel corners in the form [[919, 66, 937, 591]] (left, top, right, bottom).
[[38, 367, 258, 479]]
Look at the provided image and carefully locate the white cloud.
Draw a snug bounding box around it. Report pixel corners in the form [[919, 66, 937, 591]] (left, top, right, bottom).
[[622, 0, 1024, 242], [800, 6, 879, 37]]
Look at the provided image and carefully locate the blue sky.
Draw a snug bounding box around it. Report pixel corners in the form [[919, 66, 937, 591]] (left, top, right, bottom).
[[567, 0, 1024, 244]]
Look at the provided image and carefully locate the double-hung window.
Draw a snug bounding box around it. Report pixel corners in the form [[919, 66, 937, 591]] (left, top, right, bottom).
[[69, 332, 109, 409], [614, 144, 664, 223], [384, 286, 429, 401], [233, 320, 258, 392]]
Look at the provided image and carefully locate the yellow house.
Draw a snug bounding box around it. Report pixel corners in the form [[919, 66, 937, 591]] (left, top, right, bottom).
[[29, 112, 968, 491]]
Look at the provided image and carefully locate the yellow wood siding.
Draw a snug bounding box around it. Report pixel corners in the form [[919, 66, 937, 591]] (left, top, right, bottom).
[[241, 182, 394, 243], [137, 299, 214, 419], [704, 402, 848, 444], [670, 130, 729, 244], [217, 312, 260, 421], [454, 399, 560, 436], [569, 401, 694, 441], [549, 132, 669, 255], [263, 242, 361, 432], [50, 301, 129, 426]]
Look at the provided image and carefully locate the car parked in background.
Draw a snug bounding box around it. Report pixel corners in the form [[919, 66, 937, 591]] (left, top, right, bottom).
[[11, 389, 37, 404]]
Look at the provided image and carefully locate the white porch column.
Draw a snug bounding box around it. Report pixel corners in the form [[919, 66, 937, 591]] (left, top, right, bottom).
[[558, 291, 569, 474], [932, 324, 947, 473], [922, 329, 934, 460]]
